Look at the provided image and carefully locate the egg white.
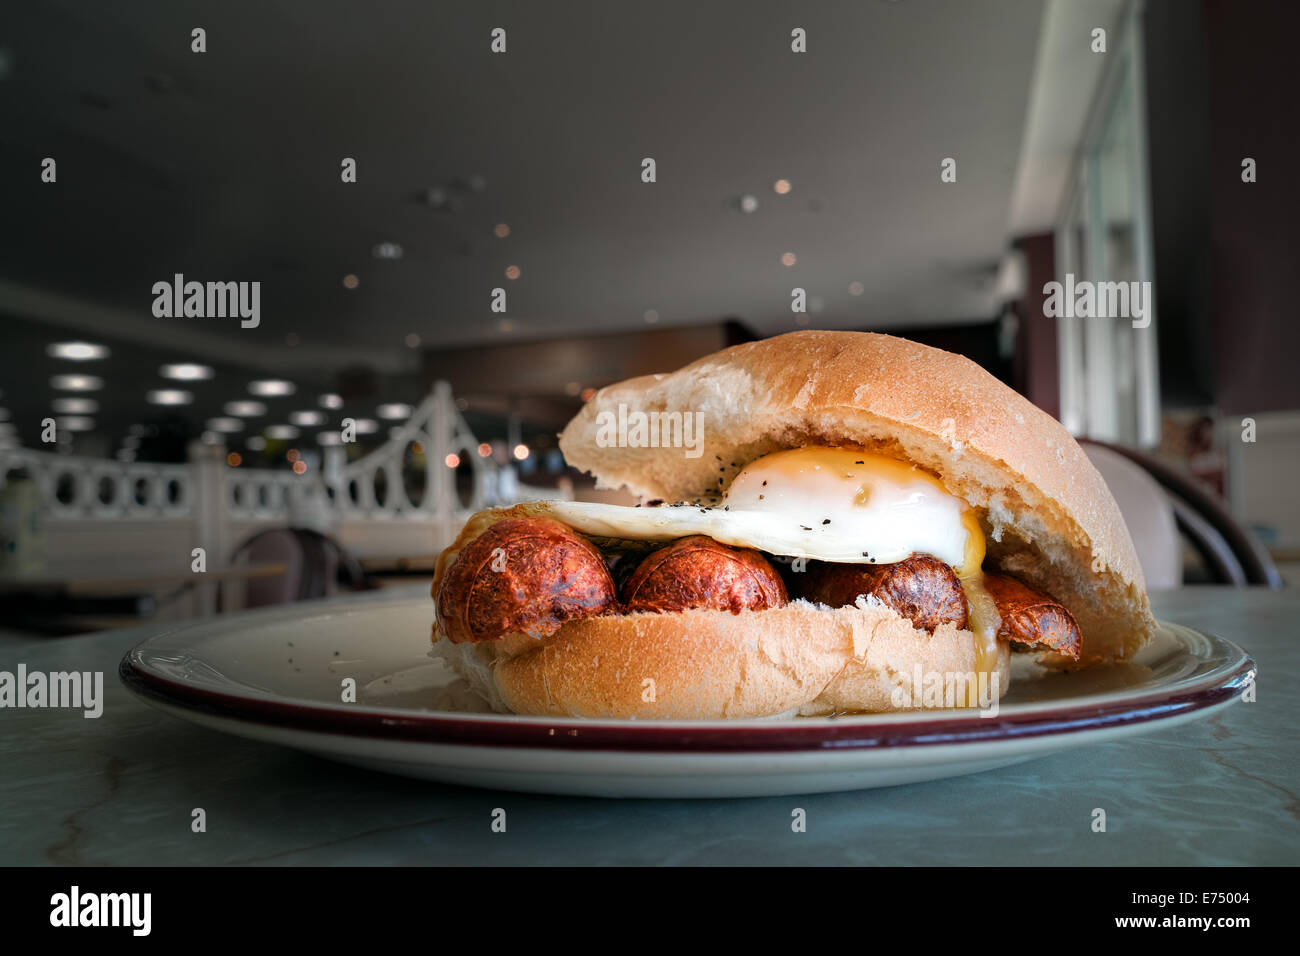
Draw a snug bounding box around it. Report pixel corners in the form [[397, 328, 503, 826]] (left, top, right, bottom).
[[532, 448, 975, 570]]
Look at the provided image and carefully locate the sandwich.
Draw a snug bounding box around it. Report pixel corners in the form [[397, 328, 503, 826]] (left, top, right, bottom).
[[430, 330, 1156, 718]]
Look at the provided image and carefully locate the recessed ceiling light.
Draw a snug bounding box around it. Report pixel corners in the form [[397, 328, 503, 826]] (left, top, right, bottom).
[[224, 401, 266, 417], [849, 281, 865, 296], [205, 417, 243, 433], [505, 265, 520, 280], [372, 242, 403, 259], [643, 309, 660, 324], [404, 333, 421, 348], [513, 444, 530, 461], [52, 398, 98, 414], [377, 403, 413, 420], [289, 410, 325, 427], [47, 341, 109, 360], [265, 425, 299, 440], [739, 195, 759, 214], [160, 363, 213, 381], [494, 223, 511, 238], [477, 442, 492, 457], [498, 319, 515, 333], [248, 380, 295, 397], [342, 274, 359, 289], [58, 416, 95, 432], [51, 374, 103, 391], [781, 252, 797, 267], [773, 179, 792, 195], [147, 389, 192, 406], [318, 393, 343, 409]]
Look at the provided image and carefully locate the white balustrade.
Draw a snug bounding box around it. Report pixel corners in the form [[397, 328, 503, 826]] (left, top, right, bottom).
[[0, 381, 571, 530]]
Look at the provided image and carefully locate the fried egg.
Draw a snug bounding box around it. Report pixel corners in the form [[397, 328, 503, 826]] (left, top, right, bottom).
[[536, 446, 984, 574]]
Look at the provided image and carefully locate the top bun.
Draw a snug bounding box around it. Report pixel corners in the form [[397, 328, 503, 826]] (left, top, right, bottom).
[[559, 330, 1156, 662]]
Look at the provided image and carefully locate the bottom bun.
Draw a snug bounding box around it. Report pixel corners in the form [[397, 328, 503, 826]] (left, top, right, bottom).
[[433, 598, 1011, 719]]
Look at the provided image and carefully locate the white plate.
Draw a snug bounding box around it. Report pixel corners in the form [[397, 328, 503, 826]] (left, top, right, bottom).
[[120, 597, 1254, 798]]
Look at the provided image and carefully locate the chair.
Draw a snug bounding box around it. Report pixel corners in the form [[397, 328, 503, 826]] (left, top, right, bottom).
[[225, 528, 373, 609], [1080, 439, 1284, 588]]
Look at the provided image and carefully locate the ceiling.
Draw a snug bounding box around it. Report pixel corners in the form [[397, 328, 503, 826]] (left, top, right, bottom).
[[0, 0, 1052, 450]]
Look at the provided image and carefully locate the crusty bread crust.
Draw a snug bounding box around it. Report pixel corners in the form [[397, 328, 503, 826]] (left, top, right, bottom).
[[557, 330, 1156, 662], [433, 599, 1011, 719]]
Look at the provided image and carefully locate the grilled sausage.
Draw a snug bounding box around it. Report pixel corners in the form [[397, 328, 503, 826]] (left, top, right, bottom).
[[984, 572, 1082, 660], [622, 535, 788, 614], [436, 516, 617, 643], [797, 554, 970, 631]]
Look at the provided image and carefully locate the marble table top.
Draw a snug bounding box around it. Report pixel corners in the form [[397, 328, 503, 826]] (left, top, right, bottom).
[[2, 585, 1296, 865]]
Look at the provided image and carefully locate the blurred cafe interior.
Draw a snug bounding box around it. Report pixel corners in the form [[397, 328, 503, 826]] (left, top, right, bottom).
[[0, 0, 1296, 638]]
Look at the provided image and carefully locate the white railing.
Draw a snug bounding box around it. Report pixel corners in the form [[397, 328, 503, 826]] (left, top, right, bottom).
[[0, 380, 565, 530], [0, 449, 195, 519]]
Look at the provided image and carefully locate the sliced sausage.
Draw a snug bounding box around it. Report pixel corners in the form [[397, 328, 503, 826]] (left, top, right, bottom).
[[436, 516, 617, 643], [622, 535, 788, 614], [797, 554, 970, 632], [984, 572, 1082, 660]]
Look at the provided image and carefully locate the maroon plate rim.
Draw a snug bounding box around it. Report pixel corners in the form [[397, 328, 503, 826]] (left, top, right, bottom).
[[119, 635, 1255, 753]]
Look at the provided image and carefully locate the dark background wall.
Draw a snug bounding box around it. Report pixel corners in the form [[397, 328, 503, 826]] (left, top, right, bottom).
[[1203, 0, 1300, 415], [1144, 0, 1214, 408], [1146, 0, 1300, 415]]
